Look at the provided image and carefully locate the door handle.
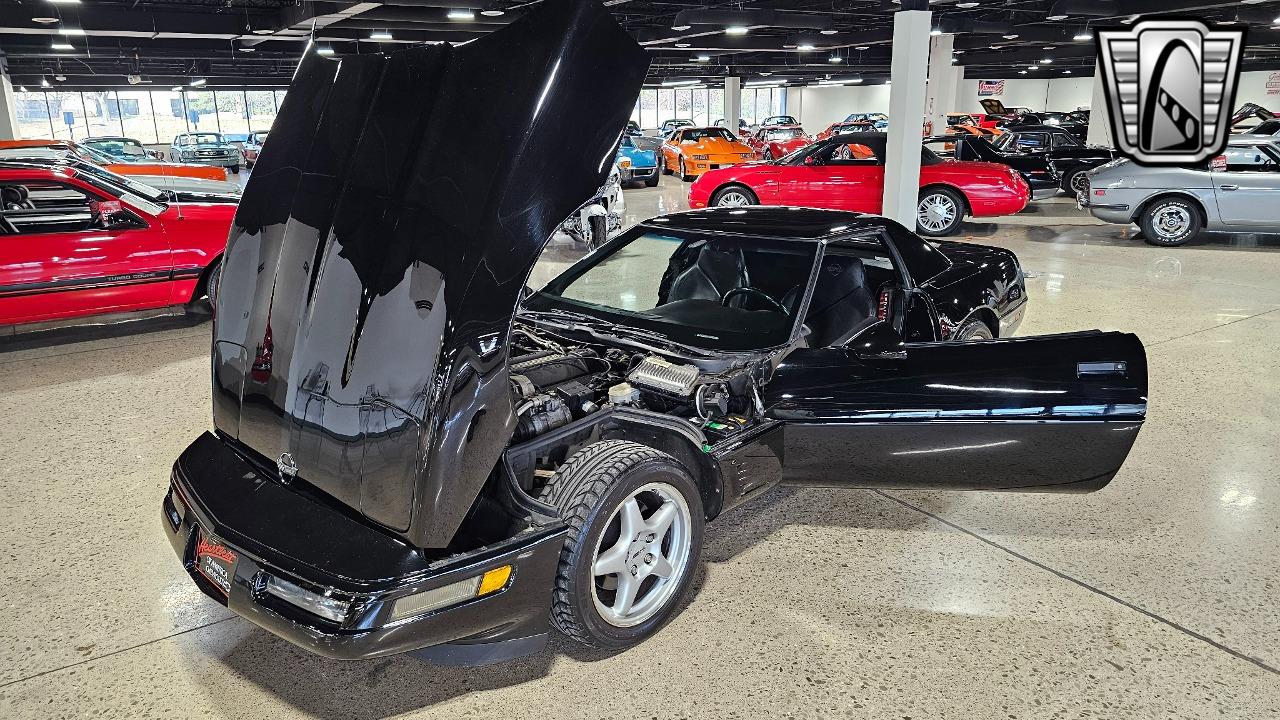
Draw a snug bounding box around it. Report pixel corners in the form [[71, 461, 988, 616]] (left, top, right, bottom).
[[1219, 184, 1239, 191], [1078, 361, 1127, 377]]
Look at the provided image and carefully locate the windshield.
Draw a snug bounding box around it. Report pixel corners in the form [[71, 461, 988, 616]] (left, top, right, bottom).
[[83, 139, 147, 159], [762, 127, 805, 141], [179, 133, 222, 145], [762, 116, 797, 126], [71, 161, 168, 205], [531, 230, 818, 352], [680, 127, 736, 142]]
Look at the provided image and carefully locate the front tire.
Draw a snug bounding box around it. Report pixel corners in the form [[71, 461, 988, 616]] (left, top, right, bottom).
[[916, 187, 965, 236], [1061, 168, 1088, 195], [586, 213, 608, 250], [710, 185, 758, 207], [953, 318, 994, 341], [1139, 197, 1201, 247], [679, 157, 691, 182], [644, 172, 660, 187], [538, 440, 704, 650]]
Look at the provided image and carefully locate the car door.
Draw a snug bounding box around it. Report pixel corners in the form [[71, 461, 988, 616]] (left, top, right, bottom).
[[764, 330, 1146, 492], [788, 140, 884, 211], [0, 177, 173, 325], [1210, 144, 1280, 227]]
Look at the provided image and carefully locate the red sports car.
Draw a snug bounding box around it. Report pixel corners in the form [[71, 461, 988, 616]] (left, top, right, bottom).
[[688, 132, 1030, 236], [747, 124, 812, 160], [814, 120, 877, 141], [0, 160, 234, 327]]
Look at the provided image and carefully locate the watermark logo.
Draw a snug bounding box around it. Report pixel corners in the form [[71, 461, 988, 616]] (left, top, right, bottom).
[[1096, 19, 1245, 165]]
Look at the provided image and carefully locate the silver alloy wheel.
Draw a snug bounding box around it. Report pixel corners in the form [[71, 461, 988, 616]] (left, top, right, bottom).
[[1153, 205, 1192, 240], [1069, 170, 1089, 194], [917, 193, 957, 233], [715, 190, 753, 207], [591, 481, 693, 628]]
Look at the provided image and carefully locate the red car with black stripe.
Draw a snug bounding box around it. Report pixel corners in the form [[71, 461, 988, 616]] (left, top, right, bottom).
[[0, 159, 234, 328], [688, 132, 1030, 237]]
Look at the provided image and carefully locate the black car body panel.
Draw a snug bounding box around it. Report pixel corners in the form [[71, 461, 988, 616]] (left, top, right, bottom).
[[924, 135, 1059, 191], [209, 0, 648, 547], [946, 127, 1115, 190]]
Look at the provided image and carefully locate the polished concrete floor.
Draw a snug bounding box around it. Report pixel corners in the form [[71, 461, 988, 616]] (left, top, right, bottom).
[[2, 176, 1278, 719]]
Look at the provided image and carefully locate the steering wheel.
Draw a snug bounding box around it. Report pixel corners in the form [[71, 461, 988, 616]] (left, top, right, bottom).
[[721, 286, 786, 314]]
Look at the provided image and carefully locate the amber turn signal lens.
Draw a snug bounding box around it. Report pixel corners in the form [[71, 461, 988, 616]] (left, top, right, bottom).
[[477, 565, 512, 596]]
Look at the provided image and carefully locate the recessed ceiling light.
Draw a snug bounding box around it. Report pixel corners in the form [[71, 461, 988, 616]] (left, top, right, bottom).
[[369, 30, 393, 40], [1073, 31, 1091, 41], [251, 28, 274, 35], [1063, 70, 1072, 74], [951, 57, 958, 63], [58, 27, 85, 35], [190, 78, 207, 86], [672, 24, 692, 31], [956, 1, 979, 6], [1043, 45, 1056, 50], [316, 45, 334, 56], [694, 55, 710, 62], [1018, 70, 1027, 74], [930, 29, 942, 36], [1027, 65, 1039, 70], [480, 9, 505, 17], [953, 49, 964, 54], [1003, 34, 1019, 39], [238, 45, 256, 52], [50, 42, 74, 51], [32, 16, 59, 23], [725, 26, 748, 35], [1040, 57, 1053, 64], [171, 86, 183, 92], [819, 29, 838, 35], [828, 55, 842, 63], [760, 71, 772, 76], [41, 78, 51, 87], [674, 42, 690, 48], [18, 86, 27, 92], [854, 45, 869, 50], [446, 9, 475, 21], [797, 43, 815, 51], [1047, 14, 1068, 20]]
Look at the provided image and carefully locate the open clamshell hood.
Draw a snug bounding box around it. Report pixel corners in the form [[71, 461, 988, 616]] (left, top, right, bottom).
[[209, 0, 649, 548]]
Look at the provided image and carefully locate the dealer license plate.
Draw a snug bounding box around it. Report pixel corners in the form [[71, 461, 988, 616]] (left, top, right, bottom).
[[195, 530, 237, 597]]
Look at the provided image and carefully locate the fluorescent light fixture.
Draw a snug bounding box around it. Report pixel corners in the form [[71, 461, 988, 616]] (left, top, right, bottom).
[[18, 86, 27, 92], [797, 43, 815, 51], [674, 42, 690, 47], [316, 45, 335, 56], [1019, 70, 1028, 75], [854, 45, 869, 50], [446, 9, 475, 20], [828, 55, 842, 63], [480, 9, 505, 17], [190, 78, 207, 86], [820, 29, 838, 35], [1027, 65, 1039, 70], [1003, 34, 1019, 39], [725, 26, 748, 35], [1063, 70, 1072, 74], [251, 28, 274, 35], [50, 42, 74, 51], [171, 86, 183, 92], [1040, 58, 1053, 64], [672, 24, 692, 31], [661, 79, 701, 86], [930, 29, 942, 36], [33, 16, 59, 23], [951, 57, 958, 63], [1047, 13, 1068, 20], [1074, 31, 1090, 40], [369, 30, 393, 40], [46, 0, 80, 4], [957, 1, 980, 6], [694, 55, 710, 62], [41, 78, 51, 87], [817, 80, 847, 86], [238, 46, 256, 52], [58, 27, 85, 35]]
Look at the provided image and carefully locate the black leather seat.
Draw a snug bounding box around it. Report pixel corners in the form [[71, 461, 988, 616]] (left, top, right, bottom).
[[14, 185, 35, 209], [796, 256, 875, 347], [1, 186, 23, 210], [667, 243, 749, 303]]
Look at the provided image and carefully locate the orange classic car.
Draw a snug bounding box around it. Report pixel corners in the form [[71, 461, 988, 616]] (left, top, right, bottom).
[[661, 126, 757, 181], [0, 139, 229, 182]]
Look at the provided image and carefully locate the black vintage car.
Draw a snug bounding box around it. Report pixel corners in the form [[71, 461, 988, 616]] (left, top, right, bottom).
[[163, 0, 1148, 666], [990, 125, 1115, 194]]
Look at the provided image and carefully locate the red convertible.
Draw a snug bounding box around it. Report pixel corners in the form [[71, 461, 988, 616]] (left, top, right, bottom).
[[747, 124, 812, 160], [688, 132, 1030, 236], [0, 159, 234, 328]]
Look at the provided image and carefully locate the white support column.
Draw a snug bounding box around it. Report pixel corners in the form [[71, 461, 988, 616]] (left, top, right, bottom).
[[785, 86, 802, 127], [883, 9, 932, 229], [1086, 60, 1113, 147], [725, 76, 741, 135], [924, 33, 954, 137], [0, 74, 20, 141]]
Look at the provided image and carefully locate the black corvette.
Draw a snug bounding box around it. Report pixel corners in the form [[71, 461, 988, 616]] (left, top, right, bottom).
[[929, 127, 1115, 195], [162, 0, 1148, 667]]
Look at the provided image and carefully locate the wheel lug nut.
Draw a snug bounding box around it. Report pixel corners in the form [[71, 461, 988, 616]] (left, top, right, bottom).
[[630, 566, 638, 576], [644, 553, 654, 564]]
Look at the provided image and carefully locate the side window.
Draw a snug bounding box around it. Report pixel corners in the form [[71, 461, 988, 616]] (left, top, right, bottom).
[[1222, 146, 1278, 173], [817, 141, 881, 165], [1017, 133, 1048, 151], [0, 181, 135, 235], [1050, 133, 1077, 149]]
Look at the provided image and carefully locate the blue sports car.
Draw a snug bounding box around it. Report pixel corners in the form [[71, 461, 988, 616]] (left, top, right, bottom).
[[615, 134, 659, 187]]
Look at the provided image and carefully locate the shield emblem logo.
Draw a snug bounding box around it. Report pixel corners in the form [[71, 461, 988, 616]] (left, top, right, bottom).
[[1096, 19, 1245, 165]]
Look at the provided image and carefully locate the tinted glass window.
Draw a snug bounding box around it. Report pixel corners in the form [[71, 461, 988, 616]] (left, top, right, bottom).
[[680, 128, 736, 142], [1223, 145, 1279, 172]]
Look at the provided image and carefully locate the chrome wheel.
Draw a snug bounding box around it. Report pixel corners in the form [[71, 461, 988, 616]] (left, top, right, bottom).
[[917, 193, 958, 234], [1069, 170, 1089, 194], [715, 190, 753, 207], [1152, 205, 1192, 240], [591, 482, 693, 628]]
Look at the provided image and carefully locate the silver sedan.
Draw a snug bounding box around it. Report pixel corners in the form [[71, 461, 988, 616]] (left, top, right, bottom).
[[1080, 136, 1280, 246]]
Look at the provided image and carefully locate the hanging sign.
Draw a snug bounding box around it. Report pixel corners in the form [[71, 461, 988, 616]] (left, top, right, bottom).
[[978, 80, 1005, 97], [1267, 71, 1280, 96]]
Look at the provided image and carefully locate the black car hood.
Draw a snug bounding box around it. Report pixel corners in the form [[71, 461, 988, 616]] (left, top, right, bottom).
[[209, 0, 648, 548]]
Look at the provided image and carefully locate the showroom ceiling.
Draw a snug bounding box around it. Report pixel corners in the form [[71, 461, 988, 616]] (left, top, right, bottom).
[[3, 0, 1280, 89]]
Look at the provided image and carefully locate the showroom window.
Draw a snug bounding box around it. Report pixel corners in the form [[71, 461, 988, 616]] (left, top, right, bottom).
[[630, 87, 727, 130], [738, 88, 788, 126], [13, 89, 287, 146]]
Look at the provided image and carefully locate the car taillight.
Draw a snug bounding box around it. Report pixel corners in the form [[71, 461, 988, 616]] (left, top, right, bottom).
[[877, 289, 891, 321]]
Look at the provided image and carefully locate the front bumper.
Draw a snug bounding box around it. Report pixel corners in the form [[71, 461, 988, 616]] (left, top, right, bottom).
[[180, 154, 240, 168], [688, 156, 751, 175], [622, 165, 658, 182], [163, 432, 566, 663]]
